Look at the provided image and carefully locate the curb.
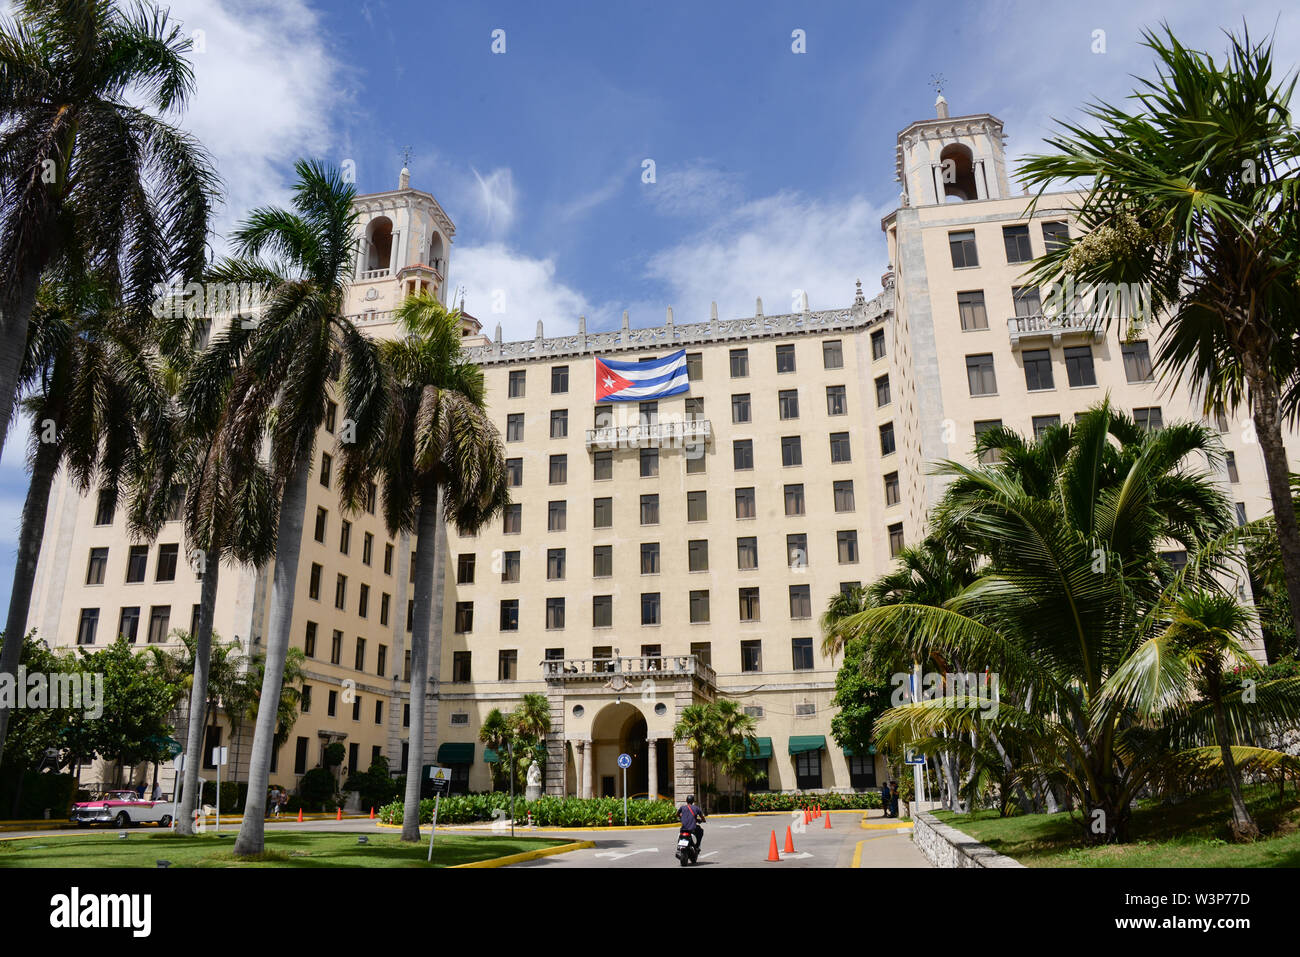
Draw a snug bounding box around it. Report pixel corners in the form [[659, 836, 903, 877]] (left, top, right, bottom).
[[376, 820, 678, 833], [450, 840, 595, 868]]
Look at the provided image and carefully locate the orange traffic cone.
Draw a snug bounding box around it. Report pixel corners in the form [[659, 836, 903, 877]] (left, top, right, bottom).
[[296, 808, 303, 823], [369, 807, 375, 820], [824, 810, 832, 829], [336, 807, 342, 821], [803, 808, 810, 825], [766, 830, 780, 861], [784, 825, 795, 854]]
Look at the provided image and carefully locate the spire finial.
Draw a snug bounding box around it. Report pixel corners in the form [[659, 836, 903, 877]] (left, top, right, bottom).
[[854, 279, 866, 306], [929, 74, 949, 118], [399, 145, 413, 189]]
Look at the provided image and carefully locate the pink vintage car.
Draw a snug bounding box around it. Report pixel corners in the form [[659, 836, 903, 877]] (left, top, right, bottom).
[[70, 790, 173, 828]]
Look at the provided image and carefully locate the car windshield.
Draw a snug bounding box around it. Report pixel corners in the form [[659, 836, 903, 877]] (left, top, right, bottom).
[[108, 792, 136, 801]]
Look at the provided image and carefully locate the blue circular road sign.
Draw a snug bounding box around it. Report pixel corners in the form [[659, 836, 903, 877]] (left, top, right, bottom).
[[617, 753, 632, 769]]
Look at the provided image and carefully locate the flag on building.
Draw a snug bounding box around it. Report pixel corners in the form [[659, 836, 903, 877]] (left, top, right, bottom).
[[594, 349, 690, 402]]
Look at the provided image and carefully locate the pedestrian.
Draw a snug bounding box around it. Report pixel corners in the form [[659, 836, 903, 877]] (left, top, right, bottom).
[[135, 782, 146, 799], [269, 787, 280, 818], [278, 790, 288, 817], [889, 781, 900, 819], [880, 782, 891, 818], [151, 781, 162, 801]]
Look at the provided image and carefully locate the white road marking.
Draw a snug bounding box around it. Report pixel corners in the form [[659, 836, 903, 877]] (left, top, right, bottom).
[[712, 824, 751, 829], [593, 848, 660, 860], [699, 850, 718, 859]]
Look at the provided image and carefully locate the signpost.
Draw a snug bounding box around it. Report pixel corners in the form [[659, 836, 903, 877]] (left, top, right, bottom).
[[617, 753, 632, 825], [212, 747, 229, 831], [910, 662, 925, 813], [171, 754, 184, 830], [425, 765, 451, 862]]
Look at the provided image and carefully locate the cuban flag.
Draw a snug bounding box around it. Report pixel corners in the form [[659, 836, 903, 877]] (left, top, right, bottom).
[[594, 349, 690, 402]]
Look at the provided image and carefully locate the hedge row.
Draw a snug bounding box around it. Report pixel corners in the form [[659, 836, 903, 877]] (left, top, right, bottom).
[[747, 791, 882, 811], [379, 794, 679, 827]]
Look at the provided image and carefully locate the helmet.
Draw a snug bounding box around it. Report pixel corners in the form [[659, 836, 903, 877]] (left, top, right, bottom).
[[686, 795, 695, 804]]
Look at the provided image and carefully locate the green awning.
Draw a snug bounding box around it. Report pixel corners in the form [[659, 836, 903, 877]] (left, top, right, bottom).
[[788, 735, 827, 755], [744, 737, 773, 760], [437, 743, 475, 764], [484, 748, 499, 764], [842, 745, 877, 757]]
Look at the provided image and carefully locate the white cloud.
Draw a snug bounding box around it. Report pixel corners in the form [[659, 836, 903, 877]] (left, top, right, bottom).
[[555, 173, 626, 222], [469, 167, 518, 238], [645, 160, 744, 218], [451, 243, 592, 341], [644, 190, 892, 322]]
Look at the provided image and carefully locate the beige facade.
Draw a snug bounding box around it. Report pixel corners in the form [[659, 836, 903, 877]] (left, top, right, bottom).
[[28, 99, 1296, 800]]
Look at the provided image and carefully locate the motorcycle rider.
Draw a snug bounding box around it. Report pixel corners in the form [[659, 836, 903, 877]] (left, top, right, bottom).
[[677, 794, 706, 855]]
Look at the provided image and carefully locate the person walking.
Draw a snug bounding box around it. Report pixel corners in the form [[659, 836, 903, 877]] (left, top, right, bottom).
[[880, 782, 892, 818], [268, 787, 280, 819], [889, 781, 900, 819]]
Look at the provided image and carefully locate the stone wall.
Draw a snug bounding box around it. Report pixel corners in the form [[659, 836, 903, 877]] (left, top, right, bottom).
[[912, 811, 1025, 868]]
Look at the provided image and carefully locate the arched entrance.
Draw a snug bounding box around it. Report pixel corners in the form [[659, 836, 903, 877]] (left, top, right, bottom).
[[591, 702, 648, 798]]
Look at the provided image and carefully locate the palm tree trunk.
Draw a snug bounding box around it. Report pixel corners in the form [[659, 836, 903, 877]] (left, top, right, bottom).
[[0, 429, 60, 769], [234, 454, 310, 856], [1212, 695, 1260, 840], [1246, 362, 1300, 655], [176, 547, 222, 835], [0, 265, 43, 459], [401, 475, 445, 842]]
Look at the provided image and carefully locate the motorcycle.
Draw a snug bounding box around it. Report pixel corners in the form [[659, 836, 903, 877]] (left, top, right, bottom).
[[676, 828, 699, 866]]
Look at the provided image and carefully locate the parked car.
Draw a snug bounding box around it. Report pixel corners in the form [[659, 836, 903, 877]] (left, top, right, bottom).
[[69, 790, 173, 828]]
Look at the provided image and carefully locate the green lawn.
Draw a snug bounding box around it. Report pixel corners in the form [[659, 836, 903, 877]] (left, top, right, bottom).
[[0, 830, 570, 868], [932, 785, 1300, 867]]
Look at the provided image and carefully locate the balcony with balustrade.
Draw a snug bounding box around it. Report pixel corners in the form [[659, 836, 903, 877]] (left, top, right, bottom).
[[542, 653, 716, 690], [1007, 311, 1104, 349]]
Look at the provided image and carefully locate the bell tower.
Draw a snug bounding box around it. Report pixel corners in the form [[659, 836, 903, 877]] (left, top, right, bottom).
[[894, 85, 1011, 208]]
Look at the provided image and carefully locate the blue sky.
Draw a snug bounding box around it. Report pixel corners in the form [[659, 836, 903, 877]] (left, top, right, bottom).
[[0, 0, 1296, 624]]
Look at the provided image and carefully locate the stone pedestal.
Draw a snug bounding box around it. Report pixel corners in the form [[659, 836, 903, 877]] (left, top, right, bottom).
[[525, 783, 542, 802]]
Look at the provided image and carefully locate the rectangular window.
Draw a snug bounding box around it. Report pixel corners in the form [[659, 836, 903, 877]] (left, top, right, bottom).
[[330, 630, 342, 666], [452, 651, 471, 683], [1003, 224, 1033, 263], [888, 522, 905, 557], [457, 553, 476, 584], [1041, 220, 1070, 252], [880, 422, 895, 456], [334, 573, 347, 610], [499, 600, 519, 631], [1135, 407, 1164, 432], [320, 452, 332, 489], [126, 545, 147, 583], [546, 597, 566, 630], [640, 542, 661, 575], [1065, 345, 1097, 387], [308, 563, 321, 600], [731, 393, 751, 424], [792, 637, 814, 670], [795, 751, 822, 789], [1225, 451, 1239, 483], [822, 339, 843, 369], [737, 536, 758, 571], [837, 530, 859, 564], [384, 543, 393, 575], [835, 479, 856, 512], [740, 640, 762, 672], [294, 736, 309, 775], [729, 348, 749, 378], [508, 370, 526, 398], [314, 507, 327, 543], [593, 497, 613, 528], [871, 329, 886, 360], [1022, 349, 1054, 391], [358, 584, 369, 619], [77, 608, 99, 645], [498, 650, 518, 680], [549, 454, 568, 485], [738, 587, 760, 622], [781, 436, 802, 467], [974, 419, 1003, 464], [957, 290, 988, 331], [829, 432, 852, 463], [550, 409, 569, 439], [147, 605, 170, 644], [785, 483, 806, 516], [592, 595, 612, 628], [551, 365, 569, 394], [547, 547, 566, 580], [325, 401, 337, 433], [684, 396, 704, 418], [735, 487, 756, 519], [949, 230, 978, 268], [86, 547, 108, 586], [339, 520, 351, 555], [95, 489, 115, 526], [506, 457, 523, 487], [641, 593, 661, 626], [506, 413, 524, 442], [639, 447, 659, 478], [593, 451, 613, 481], [787, 534, 808, 570], [687, 489, 708, 521], [165, 486, 185, 523], [362, 532, 373, 566], [1236, 502, 1248, 527], [503, 503, 522, 534], [639, 494, 659, 525], [155, 544, 179, 582], [365, 482, 377, 515], [689, 590, 710, 624], [454, 601, 474, 634], [875, 375, 891, 407], [1032, 415, 1061, 439], [379, 594, 390, 627], [638, 401, 658, 427], [686, 352, 703, 381], [116, 606, 140, 643], [776, 343, 796, 373], [592, 545, 613, 578], [377, 644, 387, 677], [966, 354, 997, 396], [883, 473, 899, 507], [354, 637, 366, 672], [825, 385, 847, 416], [778, 388, 800, 420], [1012, 285, 1042, 318], [501, 550, 520, 583], [1122, 341, 1153, 382], [688, 539, 709, 572]]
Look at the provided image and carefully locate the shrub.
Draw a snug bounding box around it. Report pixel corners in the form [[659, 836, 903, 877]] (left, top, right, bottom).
[[377, 793, 679, 827], [297, 767, 337, 811], [747, 791, 881, 812]]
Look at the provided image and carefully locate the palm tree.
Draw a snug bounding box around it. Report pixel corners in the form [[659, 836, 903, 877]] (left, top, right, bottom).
[[0, 275, 172, 769], [478, 709, 510, 792], [707, 699, 758, 808], [510, 692, 552, 787], [227, 160, 387, 856], [1019, 25, 1300, 653], [0, 0, 216, 454], [341, 291, 507, 843], [672, 704, 713, 803]]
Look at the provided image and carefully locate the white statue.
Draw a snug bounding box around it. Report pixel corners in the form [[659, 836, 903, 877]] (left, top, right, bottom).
[[526, 761, 542, 787]]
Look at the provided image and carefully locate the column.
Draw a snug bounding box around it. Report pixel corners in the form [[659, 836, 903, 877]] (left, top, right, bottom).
[[582, 738, 594, 799], [646, 738, 658, 800]]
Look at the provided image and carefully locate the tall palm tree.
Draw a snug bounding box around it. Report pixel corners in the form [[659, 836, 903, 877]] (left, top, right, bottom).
[[509, 692, 552, 787], [478, 708, 510, 792], [672, 704, 713, 802], [0, 275, 172, 769], [1019, 25, 1300, 652], [0, 0, 216, 454], [340, 290, 507, 843], [227, 161, 387, 856], [708, 699, 758, 808]]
